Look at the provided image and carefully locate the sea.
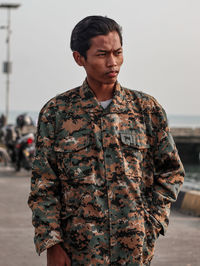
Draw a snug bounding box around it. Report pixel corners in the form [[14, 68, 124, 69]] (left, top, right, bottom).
[[1, 110, 200, 190]]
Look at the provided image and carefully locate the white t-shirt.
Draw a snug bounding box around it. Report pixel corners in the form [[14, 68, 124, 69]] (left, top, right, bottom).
[[100, 99, 112, 109]]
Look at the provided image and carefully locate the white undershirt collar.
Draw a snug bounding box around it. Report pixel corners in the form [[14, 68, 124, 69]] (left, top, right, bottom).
[[100, 99, 112, 109]]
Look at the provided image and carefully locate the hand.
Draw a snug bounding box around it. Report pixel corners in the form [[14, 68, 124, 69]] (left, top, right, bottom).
[[47, 244, 71, 266]]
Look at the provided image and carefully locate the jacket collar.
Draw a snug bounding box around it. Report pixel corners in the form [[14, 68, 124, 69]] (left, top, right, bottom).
[[79, 79, 130, 113]]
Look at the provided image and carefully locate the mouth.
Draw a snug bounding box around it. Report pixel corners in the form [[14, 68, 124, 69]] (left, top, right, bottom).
[[106, 70, 119, 78]]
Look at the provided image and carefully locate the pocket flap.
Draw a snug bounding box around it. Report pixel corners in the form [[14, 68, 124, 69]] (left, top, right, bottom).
[[54, 136, 90, 152]]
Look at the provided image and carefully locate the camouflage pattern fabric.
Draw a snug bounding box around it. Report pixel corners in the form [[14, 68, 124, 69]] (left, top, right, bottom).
[[28, 80, 185, 265]]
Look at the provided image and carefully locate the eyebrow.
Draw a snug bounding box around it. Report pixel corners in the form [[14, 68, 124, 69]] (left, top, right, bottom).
[[96, 48, 122, 53]]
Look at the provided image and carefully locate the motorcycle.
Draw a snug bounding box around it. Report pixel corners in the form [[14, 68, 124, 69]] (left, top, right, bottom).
[[15, 132, 35, 171]]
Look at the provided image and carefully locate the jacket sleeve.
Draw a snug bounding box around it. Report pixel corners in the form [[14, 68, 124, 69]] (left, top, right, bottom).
[[28, 100, 63, 255], [144, 97, 185, 236]]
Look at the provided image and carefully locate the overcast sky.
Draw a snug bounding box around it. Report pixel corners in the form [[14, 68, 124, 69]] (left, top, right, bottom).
[[0, 0, 199, 117]]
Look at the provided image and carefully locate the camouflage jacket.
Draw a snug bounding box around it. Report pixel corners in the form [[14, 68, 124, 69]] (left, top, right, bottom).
[[28, 80, 184, 266]]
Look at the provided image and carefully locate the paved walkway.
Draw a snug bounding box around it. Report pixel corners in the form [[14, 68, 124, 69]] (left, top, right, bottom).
[[0, 167, 199, 266]]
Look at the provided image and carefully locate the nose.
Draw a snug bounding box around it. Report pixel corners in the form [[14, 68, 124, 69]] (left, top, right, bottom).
[[107, 54, 117, 67]]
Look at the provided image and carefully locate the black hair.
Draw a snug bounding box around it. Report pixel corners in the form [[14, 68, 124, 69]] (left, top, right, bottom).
[[70, 15, 122, 59]]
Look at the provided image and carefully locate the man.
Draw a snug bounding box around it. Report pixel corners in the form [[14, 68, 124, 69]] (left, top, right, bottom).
[[28, 16, 184, 266]]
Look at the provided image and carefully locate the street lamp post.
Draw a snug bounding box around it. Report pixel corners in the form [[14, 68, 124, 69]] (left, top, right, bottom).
[[0, 3, 21, 124]]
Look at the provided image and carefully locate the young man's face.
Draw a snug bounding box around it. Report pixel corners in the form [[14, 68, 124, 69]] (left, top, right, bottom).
[[79, 31, 123, 86]]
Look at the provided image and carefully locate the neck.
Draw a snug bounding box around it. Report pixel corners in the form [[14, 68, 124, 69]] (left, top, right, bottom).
[[87, 78, 115, 101]]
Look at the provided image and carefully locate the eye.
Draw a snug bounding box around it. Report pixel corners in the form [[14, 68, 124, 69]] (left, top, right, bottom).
[[97, 53, 106, 57], [115, 50, 122, 56]]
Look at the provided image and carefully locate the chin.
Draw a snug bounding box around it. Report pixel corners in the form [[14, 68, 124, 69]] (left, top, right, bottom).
[[104, 77, 118, 84]]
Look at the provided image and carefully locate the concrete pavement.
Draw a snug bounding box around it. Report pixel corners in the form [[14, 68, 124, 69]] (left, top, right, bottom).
[[0, 167, 199, 266]]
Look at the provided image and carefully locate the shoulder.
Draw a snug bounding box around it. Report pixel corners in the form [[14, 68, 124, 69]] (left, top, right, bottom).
[[40, 86, 81, 114], [122, 86, 165, 113], [37, 86, 81, 127], [122, 86, 168, 128]]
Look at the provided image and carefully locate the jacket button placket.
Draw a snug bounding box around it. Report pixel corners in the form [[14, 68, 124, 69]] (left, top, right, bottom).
[[101, 114, 117, 264]]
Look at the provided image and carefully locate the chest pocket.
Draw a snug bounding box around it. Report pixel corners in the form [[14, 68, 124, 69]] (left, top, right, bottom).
[[54, 135, 93, 180], [119, 131, 150, 177]]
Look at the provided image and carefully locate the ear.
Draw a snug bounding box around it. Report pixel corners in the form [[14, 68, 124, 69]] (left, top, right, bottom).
[[73, 51, 85, 66]]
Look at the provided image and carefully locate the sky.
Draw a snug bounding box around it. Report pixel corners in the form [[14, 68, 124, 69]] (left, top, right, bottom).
[[0, 0, 200, 117]]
